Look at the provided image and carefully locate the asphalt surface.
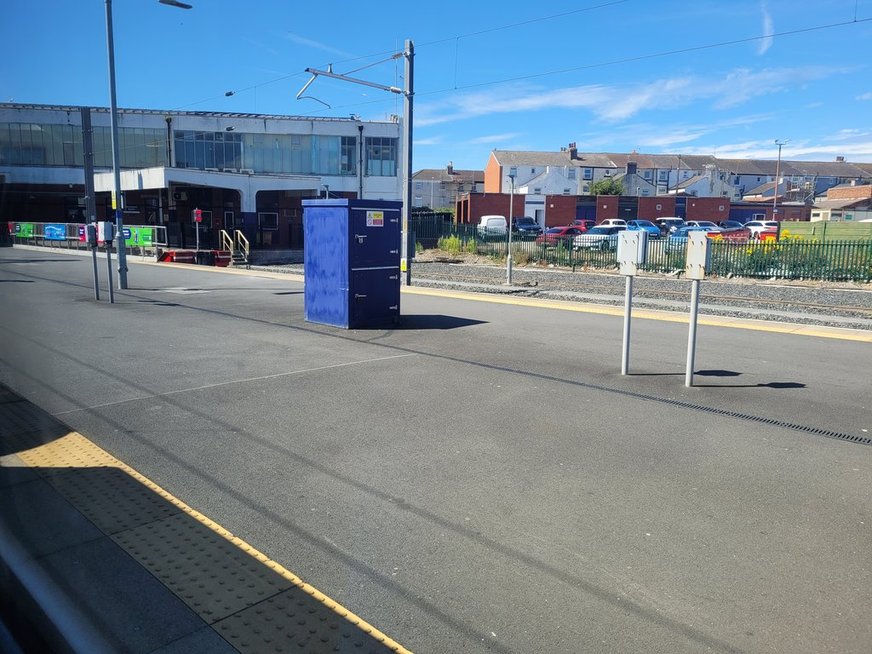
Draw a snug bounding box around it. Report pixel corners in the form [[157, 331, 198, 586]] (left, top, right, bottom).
[[1, 247, 871, 653]]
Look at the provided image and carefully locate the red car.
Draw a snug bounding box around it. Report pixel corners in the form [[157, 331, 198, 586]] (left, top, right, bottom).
[[536, 226, 584, 246], [572, 219, 595, 231]]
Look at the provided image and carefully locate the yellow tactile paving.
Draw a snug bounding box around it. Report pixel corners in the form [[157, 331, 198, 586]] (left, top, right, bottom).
[[15, 431, 412, 654]]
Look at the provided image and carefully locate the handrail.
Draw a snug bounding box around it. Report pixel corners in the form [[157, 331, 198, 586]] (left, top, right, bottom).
[[235, 230, 250, 262], [219, 229, 233, 252]]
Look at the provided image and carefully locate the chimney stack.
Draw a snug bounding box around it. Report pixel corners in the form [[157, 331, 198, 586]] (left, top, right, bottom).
[[568, 142, 578, 160], [447, 161, 454, 175], [626, 161, 637, 176], [836, 156, 845, 163]]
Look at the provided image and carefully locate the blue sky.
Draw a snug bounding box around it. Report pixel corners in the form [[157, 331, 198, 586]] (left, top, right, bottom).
[[3, 0, 871, 171]]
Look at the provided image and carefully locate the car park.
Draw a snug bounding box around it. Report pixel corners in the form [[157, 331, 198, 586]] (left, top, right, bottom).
[[625, 219, 661, 239], [655, 217, 685, 235], [536, 226, 583, 247], [573, 225, 626, 250], [743, 220, 779, 239], [511, 216, 543, 237], [477, 215, 507, 238], [685, 220, 721, 230], [718, 220, 745, 232], [665, 225, 721, 253]]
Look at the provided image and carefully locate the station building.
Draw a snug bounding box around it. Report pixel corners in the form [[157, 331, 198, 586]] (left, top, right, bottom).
[[0, 103, 401, 250]]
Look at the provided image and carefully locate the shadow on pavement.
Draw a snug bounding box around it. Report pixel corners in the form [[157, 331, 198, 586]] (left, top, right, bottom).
[[0, 384, 403, 654]]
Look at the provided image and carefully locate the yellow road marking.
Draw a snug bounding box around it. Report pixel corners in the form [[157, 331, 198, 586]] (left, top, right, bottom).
[[402, 286, 872, 342], [16, 432, 412, 654]]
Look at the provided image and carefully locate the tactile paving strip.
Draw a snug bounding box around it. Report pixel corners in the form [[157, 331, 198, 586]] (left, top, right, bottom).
[[214, 589, 397, 654], [9, 410, 411, 653], [44, 466, 184, 534], [113, 512, 293, 623]]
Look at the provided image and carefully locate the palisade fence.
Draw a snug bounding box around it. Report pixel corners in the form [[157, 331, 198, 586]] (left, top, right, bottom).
[[409, 218, 872, 282]]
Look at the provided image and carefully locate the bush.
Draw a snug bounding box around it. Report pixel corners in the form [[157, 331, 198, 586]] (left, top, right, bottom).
[[437, 234, 463, 254]]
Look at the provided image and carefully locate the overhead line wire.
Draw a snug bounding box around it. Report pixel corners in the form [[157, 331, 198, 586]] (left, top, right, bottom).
[[171, 0, 629, 112]]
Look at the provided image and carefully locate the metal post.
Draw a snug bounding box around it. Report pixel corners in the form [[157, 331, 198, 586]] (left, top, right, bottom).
[[621, 275, 633, 375], [773, 139, 786, 223], [81, 108, 100, 301], [685, 278, 700, 387], [105, 0, 128, 289], [506, 174, 514, 285], [402, 39, 414, 286], [106, 240, 115, 304]]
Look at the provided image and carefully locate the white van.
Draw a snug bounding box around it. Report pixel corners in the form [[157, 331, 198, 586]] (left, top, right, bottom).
[[477, 215, 507, 236]]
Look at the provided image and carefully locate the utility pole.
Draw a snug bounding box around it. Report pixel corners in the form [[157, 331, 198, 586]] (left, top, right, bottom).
[[773, 139, 788, 221], [297, 40, 414, 285]]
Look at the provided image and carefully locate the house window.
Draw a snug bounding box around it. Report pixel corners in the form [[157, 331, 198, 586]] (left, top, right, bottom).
[[582, 185, 590, 193], [531, 167, 536, 174], [415, 182, 422, 190], [567, 168, 576, 180], [583, 168, 593, 180], [643, 170, 652, 179], [563, 188, 571, 194], [604, 170, 611, 177], [533, 187, 542, 194], [658, 171, 668, 181], [641, 189, 649, 196]]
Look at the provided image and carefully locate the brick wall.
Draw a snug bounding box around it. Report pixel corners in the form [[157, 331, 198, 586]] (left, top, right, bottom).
[[596, 195, 619, 222], [543, 195, 576, 226], [483, 153, 502, 193], [686, 197, 730, 222], [638, 196, 677, 220]]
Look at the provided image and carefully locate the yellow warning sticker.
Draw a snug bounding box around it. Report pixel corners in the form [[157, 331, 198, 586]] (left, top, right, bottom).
[[366, 211, 384, 227]]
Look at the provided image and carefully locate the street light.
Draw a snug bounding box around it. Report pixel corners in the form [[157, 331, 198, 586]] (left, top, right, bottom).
[[105, 0, 191, 289], [506, 167, 516, 285], [773, 139, 788, 222]]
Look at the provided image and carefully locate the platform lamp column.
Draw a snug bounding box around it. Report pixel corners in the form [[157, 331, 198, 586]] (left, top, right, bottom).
[[105, 0, 192, 290], [773, 139, 788, 223], [506, 167, 516, 285]]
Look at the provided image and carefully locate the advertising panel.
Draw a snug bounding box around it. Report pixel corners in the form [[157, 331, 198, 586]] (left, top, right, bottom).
[[44, 223, 67, 241], [15, 223, 35, 238], [124, 226, 154, 247]]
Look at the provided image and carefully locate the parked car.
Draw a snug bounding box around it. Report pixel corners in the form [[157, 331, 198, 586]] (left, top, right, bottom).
[[656, 217, 685, 235], [665, 225, 721, 253], [477, 215, 507, 237], [743, 220, 779, 239], [625, 219, 661, 239], [536, 226, 583, 247], [573, 225, 626, 250], [685, 220, 721, 231], [572, 218, 595, 231], [718, 220, 745, 232], [599, 218, 627, 227], [511, 216, 542, 237]]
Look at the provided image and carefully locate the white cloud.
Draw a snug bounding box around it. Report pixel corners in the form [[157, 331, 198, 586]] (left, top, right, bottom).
[[414, 137, 442, 146], [682, 138, 872, 161], [416, 66, 842, 127], [468, 133, 523, 145], [857, 92, 872, 101], [757, 3, 774, 55], [284, 33, 356, 59]]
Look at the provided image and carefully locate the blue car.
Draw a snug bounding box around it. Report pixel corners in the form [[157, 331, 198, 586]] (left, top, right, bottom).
[[625, 219, 661, 239], [666, 225, 720, 253]]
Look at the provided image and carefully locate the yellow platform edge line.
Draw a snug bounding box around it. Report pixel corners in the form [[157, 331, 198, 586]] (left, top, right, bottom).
[[16, 432, 412, 654], [402, 286, 872, 342]]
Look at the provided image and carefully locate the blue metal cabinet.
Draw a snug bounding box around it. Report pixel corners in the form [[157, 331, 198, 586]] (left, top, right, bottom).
[[303, 199, 401, 329]]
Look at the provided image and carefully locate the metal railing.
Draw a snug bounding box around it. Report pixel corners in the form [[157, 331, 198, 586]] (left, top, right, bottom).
[[219, 228, 250, 266], [410, 218, 872, 282], [8, 221, 167, 258]]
